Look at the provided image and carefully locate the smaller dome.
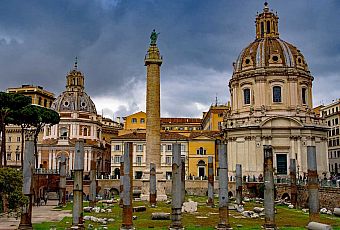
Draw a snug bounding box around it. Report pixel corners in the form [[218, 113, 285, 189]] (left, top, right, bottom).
[[234, 38, 309, 73], [51, 91, 97, 114], [51, 60, 97, 114]]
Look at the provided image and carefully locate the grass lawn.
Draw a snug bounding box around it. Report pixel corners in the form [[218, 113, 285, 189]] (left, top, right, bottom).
[[33, 196, 340, 230]]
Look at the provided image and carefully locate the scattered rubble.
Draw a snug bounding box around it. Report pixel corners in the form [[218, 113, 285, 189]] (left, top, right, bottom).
[[182, 199, 198, 213]]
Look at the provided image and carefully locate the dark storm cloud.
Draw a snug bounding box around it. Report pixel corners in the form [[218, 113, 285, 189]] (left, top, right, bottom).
[[0, 0, 339, 117]]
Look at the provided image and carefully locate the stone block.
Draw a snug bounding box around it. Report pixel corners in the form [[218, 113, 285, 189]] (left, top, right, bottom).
[[151, 212, 171, 220], [182, 200, 198, 213], [306, 222, 332, 230]]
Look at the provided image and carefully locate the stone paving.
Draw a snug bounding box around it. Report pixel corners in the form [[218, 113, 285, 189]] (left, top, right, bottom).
[[0, 200, 71, 230]]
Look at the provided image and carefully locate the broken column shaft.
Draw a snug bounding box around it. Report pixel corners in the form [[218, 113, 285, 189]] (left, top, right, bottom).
[[72, 140, 85, 229], [59, 154, 67, 206], [289, 159, 297, 207], [150, 163, 157, 206], [207, 156, 214, 207], [169, 143, 183, 230], [18, 138, 35, 230], [89, 160, 97, 207], [216, 141, 231, 230], [263, 145, 276, 229], [307, 146, 320, 222], [121, 142, 134, 230], [236, 164, 242, 206]]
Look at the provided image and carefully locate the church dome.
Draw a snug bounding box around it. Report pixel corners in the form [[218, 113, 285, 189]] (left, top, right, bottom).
[[233, 2, 310, 75], [51, 60, 97, 114], [234, 38, 309, 73]]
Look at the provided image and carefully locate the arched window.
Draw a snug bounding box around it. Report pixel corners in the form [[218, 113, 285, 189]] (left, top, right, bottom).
[[302, 88, 307, 105], [267, 21, 270, 33], [273, 86, 282, 103], [83, 127, 88, 136], [261, 22, 264, 37], [244, 88, 251, 105]]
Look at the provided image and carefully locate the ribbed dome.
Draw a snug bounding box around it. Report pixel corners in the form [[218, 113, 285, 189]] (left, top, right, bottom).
[[234, 38, 309, 74], [51, 91, 97, 114], [51, 61, 97, 114]]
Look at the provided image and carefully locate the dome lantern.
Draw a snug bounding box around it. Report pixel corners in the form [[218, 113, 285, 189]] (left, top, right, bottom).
[[66, 57, 85, 92], [255, 2, 279, 39]]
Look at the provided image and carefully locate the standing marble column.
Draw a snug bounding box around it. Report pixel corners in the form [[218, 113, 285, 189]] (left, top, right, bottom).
[[236, 164, 242, 205], [307, 146, 320, 222], [18, 137, 35, 230], [72, 140, 84, 229], [207, 156, 214, 207], [181, 158, 185, 205], [59, 154, 67, 206], [289, 159, 297, 207], [169, 143, 183, 230], [150, 163, 157, 206], [216, 141, 231, 230], [119, 158, 124, 208], [121, 142, 134, 230], [263, 145, 276, 229], [89, 160, 97, 208]]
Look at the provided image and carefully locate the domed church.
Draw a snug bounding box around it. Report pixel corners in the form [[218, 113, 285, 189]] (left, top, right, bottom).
[[224, 3, 329, 178], [38, 60, 110, 177]]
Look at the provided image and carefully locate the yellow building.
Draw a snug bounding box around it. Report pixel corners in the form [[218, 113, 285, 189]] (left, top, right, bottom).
[[7, 84, 55, 108], [5, 85, 55, 167], [187, 131, 220, 178], [123, 111, 146, 131], [202, 104, 230, 131]]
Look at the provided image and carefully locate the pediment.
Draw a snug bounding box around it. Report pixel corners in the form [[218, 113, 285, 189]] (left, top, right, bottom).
[[260, 116, 303, 128]]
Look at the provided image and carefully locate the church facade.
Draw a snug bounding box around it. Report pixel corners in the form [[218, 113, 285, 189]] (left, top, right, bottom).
[[223, 3, 329, 178], [38, 62, 111, 177]]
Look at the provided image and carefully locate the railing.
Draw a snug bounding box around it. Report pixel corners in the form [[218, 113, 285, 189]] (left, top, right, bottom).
[[35, 168, 59, 174]]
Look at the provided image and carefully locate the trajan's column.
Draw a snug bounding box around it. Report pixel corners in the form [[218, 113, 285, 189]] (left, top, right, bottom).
[[141, 30, 167, 201]]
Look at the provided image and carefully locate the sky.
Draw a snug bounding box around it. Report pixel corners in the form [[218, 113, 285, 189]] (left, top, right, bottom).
[[0, 0, 339, 119]]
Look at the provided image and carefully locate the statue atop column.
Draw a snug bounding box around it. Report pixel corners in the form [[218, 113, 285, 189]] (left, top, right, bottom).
[[150, 29, 160, 45]]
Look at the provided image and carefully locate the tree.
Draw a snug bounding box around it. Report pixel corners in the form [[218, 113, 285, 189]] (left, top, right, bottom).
[[11, 105, 39, 168], [0, 167, 27, 213], [0, 92, 31, 167], [30, 106, 60, 168]]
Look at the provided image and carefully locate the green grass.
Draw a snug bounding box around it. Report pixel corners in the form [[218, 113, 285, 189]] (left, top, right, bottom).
[[34, 196, 340, 230]]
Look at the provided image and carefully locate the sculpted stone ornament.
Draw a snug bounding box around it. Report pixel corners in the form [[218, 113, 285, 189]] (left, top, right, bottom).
[[150, 29, 160, 45]]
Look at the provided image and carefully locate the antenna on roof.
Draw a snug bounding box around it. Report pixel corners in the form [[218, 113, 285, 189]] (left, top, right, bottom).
[[74, 56, 78, 70], [215, 94, 218, 106]]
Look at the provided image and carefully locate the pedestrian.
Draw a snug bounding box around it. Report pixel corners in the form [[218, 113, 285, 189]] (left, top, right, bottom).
[[44, 193, 48, 205]]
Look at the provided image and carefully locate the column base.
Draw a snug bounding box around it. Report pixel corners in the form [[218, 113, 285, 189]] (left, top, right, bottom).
[[263, 224, 277, 230], [140, 179, 168, 201], [18, 224, 33, 230], [169, 227, 185, 230], [120, 226, 135, 230]]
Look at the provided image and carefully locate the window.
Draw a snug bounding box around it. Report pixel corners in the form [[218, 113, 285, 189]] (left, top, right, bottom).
[[243, 88, 250, 105], [8, 137, 11, 142], [166, 156, 172, 165], [83, 127, 88, 136], [136, 156, 142, 165], [166, 144, 172, 152], [197, 147, 206, 155], [16, 152, 20, 161], [7, 153, 11, 161], [261, 21, 264, 37], [181, 145, 185, 152], [60, 127, 68, 138], [335, 118, 339, 125], [267, 20, 270, 33], [17, 136, 20, 142], [302, 88, 307, 104], [276, 154, 287, 175], [114, 155, 121, 164], [136, 144, 143, 152], [273, 86, 282, 103], [140, 118, 145, 124], [131, 118, 137, 123], [115, 145, 120, 151]]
